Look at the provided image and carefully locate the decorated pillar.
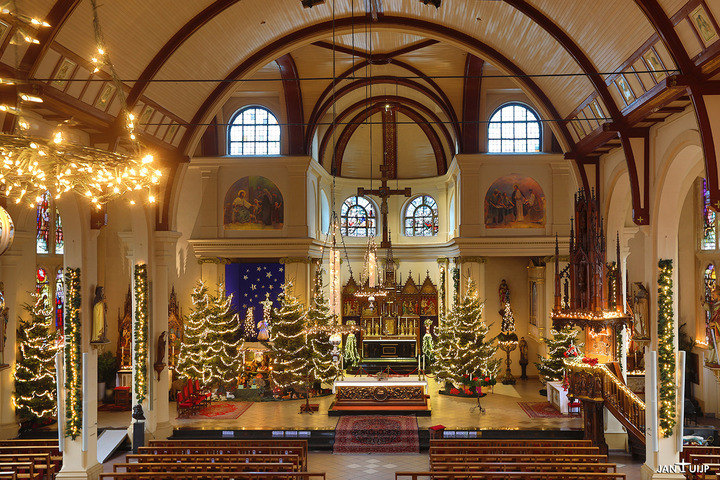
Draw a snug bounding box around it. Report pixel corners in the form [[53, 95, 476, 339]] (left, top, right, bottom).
[[527, 262, 546, 340], [58, 207, 101, 480], [436, 258, 449, 318], [145, 231, 180, 440]]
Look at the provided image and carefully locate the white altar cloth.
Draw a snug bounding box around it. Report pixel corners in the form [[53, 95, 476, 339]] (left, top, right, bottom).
[[332, 375, 428, 393]]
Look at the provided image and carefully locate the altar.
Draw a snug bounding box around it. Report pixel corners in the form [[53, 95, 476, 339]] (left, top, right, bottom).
[[329, 376, 431, 416]]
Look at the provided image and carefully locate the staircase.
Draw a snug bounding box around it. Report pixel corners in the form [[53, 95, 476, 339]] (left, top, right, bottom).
[[566, 361, 646, 459]]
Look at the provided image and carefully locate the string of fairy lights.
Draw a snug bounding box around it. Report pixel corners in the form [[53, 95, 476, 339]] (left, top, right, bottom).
[[64, 268, 82, 439], [657, 259, 677, 438], [133, 264, 149, 404]]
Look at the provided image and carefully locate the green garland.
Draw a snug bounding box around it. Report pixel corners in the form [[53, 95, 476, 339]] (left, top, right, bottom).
[[439, 264, 446, 320], [64, 268, 82, 439], [452, 264, 460, 306], [133, 264, 149, 403], [657, 259, 676, 438], [344, 332, 360, 367]]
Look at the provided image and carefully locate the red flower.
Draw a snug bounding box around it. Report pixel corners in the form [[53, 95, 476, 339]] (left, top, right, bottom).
[[473, 377, 479, 381], [484, 377, 490, 382], [450, 388, 460, 395]]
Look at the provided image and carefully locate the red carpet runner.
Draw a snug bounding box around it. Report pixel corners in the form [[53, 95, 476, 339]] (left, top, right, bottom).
[[333, 416, 419, 453], [177, 401, 253, 420]]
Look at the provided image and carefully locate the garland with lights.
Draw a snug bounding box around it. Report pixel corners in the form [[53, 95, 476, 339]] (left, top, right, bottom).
[[452, 264, 460, 306], [176, 282, 243, 389], [133, 264, 148, 403], [657, 259, 677, 437], [343, 332, 360, 367], [13, 294, 58, 429], [64, 268, 82, 439], [438, 263, 446, 319]]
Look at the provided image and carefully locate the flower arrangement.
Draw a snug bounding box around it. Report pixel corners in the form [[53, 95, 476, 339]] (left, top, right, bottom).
[[581, 356, 599, 366]]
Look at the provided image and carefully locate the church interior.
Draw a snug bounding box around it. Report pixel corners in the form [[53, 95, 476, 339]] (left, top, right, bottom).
[[0, 0, 720, 479]]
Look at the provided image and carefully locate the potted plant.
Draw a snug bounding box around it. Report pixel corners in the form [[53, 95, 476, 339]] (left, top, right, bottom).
[[97, 351, 118, 402]]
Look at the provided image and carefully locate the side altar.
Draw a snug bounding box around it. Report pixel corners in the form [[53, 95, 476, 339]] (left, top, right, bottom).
[[329, 375, 431, 415]]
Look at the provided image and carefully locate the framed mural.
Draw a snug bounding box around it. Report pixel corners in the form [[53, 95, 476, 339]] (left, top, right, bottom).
[[690, 5, 719, 46], [223, 176, 284, 230], [484, 173, 546, 228]]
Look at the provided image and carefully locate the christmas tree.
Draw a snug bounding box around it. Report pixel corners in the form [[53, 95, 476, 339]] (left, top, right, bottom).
[[535, 325, 582, 385], [436, 280, 500, 387], [306, 272, 339, 386], [14, 295, 59, 428], [176, 282, 244, 389], [497, 279, 518, 343], [268, 283, 309, 392]]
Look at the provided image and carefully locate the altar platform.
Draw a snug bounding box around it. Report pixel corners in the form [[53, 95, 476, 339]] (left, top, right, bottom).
[[329, 375, 430, 416]]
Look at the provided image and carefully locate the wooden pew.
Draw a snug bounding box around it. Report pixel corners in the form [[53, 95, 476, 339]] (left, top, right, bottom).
[[396, 473, 626, 480], [0, 462, 39, 480], [428, 445, 600, 455], [126, 453, 300, 469], [137, 445, 306, 469], [682, 446, 720, 462], [0, 449, 60, 474], [0, 454, 54, 480], [430, 439, 592, 447], [430, 462, 617, 473], [114, 462, 298, 473], [100, 472, 325, 480], [0, 443, 57, 448], [429, 453, 609, 465], [148, 440, 307, 462]]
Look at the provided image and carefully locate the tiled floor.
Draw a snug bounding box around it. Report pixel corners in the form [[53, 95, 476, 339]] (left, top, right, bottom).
[[98, 377, 583, 431]]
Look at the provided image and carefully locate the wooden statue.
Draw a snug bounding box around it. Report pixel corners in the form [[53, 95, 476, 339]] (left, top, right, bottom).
[[91, 286, 109, 344], [519, 337, 528, 380], [154, 331, 166, 380], [629, 282, 650, 340]]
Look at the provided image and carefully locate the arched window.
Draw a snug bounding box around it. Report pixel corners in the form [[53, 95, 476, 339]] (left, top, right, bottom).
[[705, 264, 716, 345], [36, 191, 64, 332], [228, 106, 280, 156], [340, 196, 377, 237], [702, 179, 717, 250], [404, 195, 438, 236], [488, 103, 541, 153]]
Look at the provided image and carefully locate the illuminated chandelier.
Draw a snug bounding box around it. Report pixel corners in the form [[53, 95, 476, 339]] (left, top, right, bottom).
[[0, 0, 160, 209], [354, 237, 387, 301]]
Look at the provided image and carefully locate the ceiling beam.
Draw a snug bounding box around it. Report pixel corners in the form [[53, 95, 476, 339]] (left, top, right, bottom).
[[18, 0, 81, 75], [461, 54, 483, 153], [275, 54, 305, 155], [318, 94, 454, 166]]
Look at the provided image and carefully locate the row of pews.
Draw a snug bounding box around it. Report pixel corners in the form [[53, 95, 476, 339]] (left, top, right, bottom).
[[0, 439, 62, 480], [396, 439, 626, 480], [101, 439, 326, 480], [683, 445, 720, 478]]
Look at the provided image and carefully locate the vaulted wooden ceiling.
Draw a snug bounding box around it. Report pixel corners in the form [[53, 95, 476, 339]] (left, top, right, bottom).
[[4, 0, 720, 227]]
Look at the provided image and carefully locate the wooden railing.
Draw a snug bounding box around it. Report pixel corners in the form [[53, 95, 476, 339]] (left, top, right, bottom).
[[566, 361, 646, 444]]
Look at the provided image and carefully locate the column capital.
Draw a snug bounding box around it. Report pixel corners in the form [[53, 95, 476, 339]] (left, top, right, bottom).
[[154, 231, 181, 264], [279, 256, 312, 264], [198, 257, 230, 265]]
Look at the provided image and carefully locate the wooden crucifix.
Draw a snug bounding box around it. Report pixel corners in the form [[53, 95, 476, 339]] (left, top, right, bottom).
[[357, 164, 411, 248]]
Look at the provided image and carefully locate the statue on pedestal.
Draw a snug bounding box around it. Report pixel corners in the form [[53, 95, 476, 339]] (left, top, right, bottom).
[[91, 286, 109, 345], [519, 336, 528, 380]]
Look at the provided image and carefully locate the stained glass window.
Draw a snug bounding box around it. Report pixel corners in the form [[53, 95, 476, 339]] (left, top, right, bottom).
[[36, 191, 50, 254], [706, 264, 717, 345], [703, 179, 717, 250], [404, 195, 439, 236], [55, 209, 64, 254], [228, 107, 280, 156], [488, 103, 541, 153], [55, 268, 64, 330], [340, 196, 377, 237], [36, 268, 50, 312]]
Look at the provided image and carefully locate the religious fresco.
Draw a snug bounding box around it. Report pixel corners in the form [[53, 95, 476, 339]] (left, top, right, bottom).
[[223, 176, 284, 230], [484, 173, 546, 229]]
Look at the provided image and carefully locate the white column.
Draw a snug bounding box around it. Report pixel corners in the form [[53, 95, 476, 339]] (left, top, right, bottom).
[[145, 231, 180, 440]]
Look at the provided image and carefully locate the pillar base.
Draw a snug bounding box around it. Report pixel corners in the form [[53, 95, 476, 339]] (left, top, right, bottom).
[[0, 422, 19, 439], [641, 463, 685, 480], [148, 421, 172, 441], [57, 462, 103, 480]]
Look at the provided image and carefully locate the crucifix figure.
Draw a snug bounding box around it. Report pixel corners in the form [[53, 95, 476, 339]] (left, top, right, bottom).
[[357, 163, 411, 248]]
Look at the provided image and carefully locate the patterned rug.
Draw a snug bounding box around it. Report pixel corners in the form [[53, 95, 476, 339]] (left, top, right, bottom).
[[178, 402, 253, 420], [333, 416, 419, 454], [518, 401, 580, 418]]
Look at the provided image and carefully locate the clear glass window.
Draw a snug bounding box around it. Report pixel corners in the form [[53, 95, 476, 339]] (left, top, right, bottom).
[[228, 106, 280, 156], [488, 103, 542, 153]]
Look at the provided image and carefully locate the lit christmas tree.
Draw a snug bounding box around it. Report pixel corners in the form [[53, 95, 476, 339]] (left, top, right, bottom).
[[306, 271, 339, 385], [497, 279, 519, 343], [176, 282, 243, 389], [436, 280, 500, 387], [269, 283, 309, 392], [14, 295, 59, 429], [535, 325, 582, 385], [244, 307, 255, 339]]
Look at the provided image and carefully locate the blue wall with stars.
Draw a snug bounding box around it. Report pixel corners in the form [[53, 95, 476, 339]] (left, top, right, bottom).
[[225, 262, 285, 340]]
